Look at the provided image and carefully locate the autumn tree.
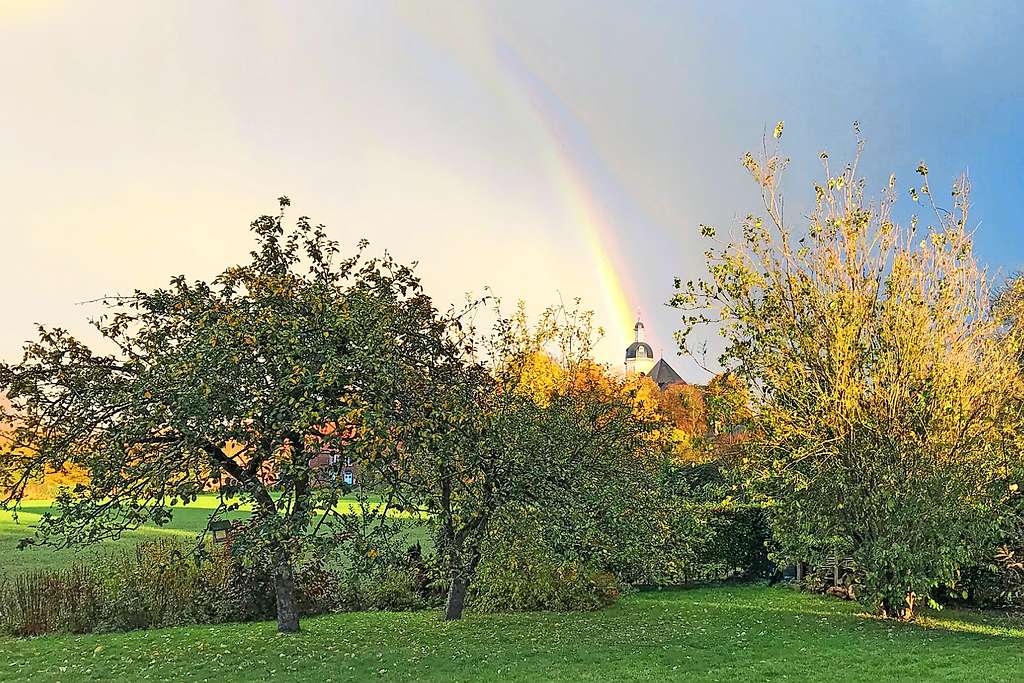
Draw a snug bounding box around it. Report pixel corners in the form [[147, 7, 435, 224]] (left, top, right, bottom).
[[0, 199, 446, 632], [673, 127, 1022, 618], [987, 275, 1024, 590], [360, 300, 660, 619]]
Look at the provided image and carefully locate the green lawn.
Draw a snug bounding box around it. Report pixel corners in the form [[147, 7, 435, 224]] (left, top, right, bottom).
[[0, 496, 238, 574], [0, 585, 1021, 682], [0, 495, 426, 575]]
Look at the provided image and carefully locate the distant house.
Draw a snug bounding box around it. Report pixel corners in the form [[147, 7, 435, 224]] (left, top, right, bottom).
[[307, 450, 357, 486], [307, 423, 358, 486], [208, 423, 359, 492]]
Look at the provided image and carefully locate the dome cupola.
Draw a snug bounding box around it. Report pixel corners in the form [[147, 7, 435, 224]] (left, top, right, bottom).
[[624, 315, 655, 376]]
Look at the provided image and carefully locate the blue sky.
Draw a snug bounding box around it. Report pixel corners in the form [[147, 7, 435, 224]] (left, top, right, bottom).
[[2, 1, 1022, 377]]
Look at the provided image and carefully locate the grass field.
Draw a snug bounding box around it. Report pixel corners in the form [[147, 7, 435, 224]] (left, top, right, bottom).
[[0, 494, 426, 575], [3, 506, 1022, 682], [0, 496, 241, 574], [0, 585, 1021, 682]]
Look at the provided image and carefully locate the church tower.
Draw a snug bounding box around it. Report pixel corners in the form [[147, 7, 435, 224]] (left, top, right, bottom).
[[624, 316, 655, 376]]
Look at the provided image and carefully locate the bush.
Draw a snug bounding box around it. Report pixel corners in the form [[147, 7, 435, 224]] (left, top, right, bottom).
[[0, 539, 356, 636], [946, 545, 1024, 610], [637, 501, 770, 586], [0, 540, 227, 636], [210, 552, 277, 623], [696, 504, 772, 581], [209, 546, 347, 622], [0, 564, 102, 636], [328, 545, 439, 612], [366, 567, 426, 611], [96, 540, 232, 631], [314, 506, 442, 612], [628, 460, 771, 587], [471, 513, 621, 613]]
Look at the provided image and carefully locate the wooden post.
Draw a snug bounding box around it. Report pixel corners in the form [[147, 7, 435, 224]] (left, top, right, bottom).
[[833, 553, 840, 586], [795, 561, 804, 582]]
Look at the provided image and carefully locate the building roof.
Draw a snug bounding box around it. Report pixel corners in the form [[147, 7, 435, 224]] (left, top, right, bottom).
[[647, 358, 684, 389], [625, 341, 654, 360]]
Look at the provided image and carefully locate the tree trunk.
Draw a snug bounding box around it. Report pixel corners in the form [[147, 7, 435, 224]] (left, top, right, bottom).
[[274, 559, 300, 633], [444, 574, 469, 621], [902, 592, 916, 621], [879, 593, 915, 621]]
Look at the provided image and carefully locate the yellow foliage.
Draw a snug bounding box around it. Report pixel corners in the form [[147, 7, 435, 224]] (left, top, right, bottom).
[[512, 350, 566, 407]]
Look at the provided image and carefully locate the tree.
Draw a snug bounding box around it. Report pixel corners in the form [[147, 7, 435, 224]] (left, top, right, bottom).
[[359, 300, 659, 619], [0, 198, 445, 632], [672, 128, 1021, 618]]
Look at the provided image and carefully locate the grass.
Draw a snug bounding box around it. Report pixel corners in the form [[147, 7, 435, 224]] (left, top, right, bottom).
[[0, 494, 427, 575], [4, 504, 1021, 681], [0, 585, 1021, 682], [0, 496, 241, 574]]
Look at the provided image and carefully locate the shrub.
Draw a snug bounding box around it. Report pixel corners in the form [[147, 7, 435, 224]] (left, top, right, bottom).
[[696, 504, 772, 581], [317, 506, 442, 612], [0, 538, 346, 636], [991, 545, 1024, 608], [366, 567, 426, 611], [948, 545, 1024, 610], [210, 552, 277, 623], [329, 545, 439, 613], [0, 542, 222, 636], [636, 500, 771, 587], [0, 564, 102, 636], [96, 539, 231, 631], [207, 548, 344, 622], [470, 512, 621, 613], [628, 460, 771, 587]]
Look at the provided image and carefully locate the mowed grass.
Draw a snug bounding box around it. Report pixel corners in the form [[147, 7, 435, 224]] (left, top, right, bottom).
[[0, 496, 243, 574], [0, 585, 1022, 682], [0, 494, 427, 574]]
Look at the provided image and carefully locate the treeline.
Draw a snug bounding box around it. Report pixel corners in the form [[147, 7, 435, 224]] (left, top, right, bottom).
[[0, 201, 746, 634]]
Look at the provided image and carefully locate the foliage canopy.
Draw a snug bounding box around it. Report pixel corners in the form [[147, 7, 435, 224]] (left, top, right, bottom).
[[0, 198, 450, 631], [673, 130, 1023, 617]]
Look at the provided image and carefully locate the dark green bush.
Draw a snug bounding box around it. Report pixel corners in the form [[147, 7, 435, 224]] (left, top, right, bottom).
[[96, 540, 231, 631], [0, 540, 229, 636], [0, 564, 103, 636], [626, 460, 771, 586], [210, 553, 277, 623], [696, 504, 772, 580], [635, 502, 770, 586], [471, 512, 621, 613], [365, 567, 427, 611], [945, 545, 1024, 610]]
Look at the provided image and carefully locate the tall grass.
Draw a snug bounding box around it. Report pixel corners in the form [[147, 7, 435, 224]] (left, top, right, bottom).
[[0, 540, 231, 636], [0, 562, 103, 635], [0, 535, 430, 637]]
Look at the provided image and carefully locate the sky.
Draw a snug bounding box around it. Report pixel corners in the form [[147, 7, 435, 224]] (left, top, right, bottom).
[[2, 0, 1023, 379]]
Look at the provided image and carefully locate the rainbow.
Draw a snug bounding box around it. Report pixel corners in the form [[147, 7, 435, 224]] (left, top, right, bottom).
[[387, 7, 650, 355], [494, 42, 639, 349]]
